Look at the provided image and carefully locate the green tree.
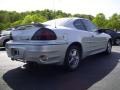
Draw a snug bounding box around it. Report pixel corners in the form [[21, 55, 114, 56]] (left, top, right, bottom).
[[73, 14, 94, 21], [0, 23, 5, 30], [2, 9, 120, 31], [92, 13, 107, 28], [31, 14, 47, 22], [11, 20, 23, 27], [106, 14, 120, 30], [22, 14, 47, 24]]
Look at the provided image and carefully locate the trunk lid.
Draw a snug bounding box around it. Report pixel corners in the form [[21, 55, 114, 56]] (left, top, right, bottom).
[[12, 24, 43, 41]]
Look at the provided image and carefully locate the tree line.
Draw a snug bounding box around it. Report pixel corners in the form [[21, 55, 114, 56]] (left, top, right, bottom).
[[0, 9, 120, 31]]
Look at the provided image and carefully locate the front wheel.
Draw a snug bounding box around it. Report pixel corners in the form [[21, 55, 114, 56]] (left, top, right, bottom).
[[115, 38, 120, 45], [104, 41, 112, 54], [64, 45, 81, 71]]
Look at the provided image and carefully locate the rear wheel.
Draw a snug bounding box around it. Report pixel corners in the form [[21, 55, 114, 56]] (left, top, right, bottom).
[[104, 41, 112, 54], [64, 45, 81, 71]]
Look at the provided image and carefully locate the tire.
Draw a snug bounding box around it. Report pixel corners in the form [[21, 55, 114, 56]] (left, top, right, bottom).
[[64, 45, 81, 71], [115, 38, 120, 45], [104, 41, 112, 55]]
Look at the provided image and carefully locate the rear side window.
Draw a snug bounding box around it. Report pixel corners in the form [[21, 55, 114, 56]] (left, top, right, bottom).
[[73, 19, 86, 30], [16, 25, 36, 30], [81, 19, 97, 32]]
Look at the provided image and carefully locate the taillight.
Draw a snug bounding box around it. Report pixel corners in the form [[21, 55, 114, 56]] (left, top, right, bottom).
[[31, 28, 57, 40]]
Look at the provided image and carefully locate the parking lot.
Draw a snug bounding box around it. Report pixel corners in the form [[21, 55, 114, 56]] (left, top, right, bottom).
[[0, 46, 120, 90]]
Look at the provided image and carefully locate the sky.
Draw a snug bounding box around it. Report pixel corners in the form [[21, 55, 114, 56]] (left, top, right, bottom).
[[0, 0, 120, 18]]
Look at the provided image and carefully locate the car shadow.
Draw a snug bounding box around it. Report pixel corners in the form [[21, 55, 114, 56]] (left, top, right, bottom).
[[3, 52, 120, 90]]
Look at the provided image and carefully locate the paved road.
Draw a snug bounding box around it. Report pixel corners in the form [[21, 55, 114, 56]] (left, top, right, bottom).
[[0, 46, 120, 90]]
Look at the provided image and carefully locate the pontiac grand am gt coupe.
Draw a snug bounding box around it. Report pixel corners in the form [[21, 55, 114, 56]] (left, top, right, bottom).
[[6, 17, 112, 71]]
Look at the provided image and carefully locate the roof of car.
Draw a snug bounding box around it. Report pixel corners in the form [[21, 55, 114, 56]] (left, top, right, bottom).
[[49, 17, 88, 21], [43, 17, 89, 27]]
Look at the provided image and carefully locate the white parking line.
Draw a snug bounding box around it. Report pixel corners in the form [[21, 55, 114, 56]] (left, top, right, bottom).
[[0, 51, 7, 56]]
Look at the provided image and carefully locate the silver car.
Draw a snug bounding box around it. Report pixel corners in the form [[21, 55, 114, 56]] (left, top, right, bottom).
[[6, 17, 112, 71], [0, 29, 12, 47]]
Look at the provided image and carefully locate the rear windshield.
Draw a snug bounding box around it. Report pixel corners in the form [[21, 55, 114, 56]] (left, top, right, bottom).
[[16, 25, 35, 30], [15, 23, 44, 30], [43, 18, 71, 26]]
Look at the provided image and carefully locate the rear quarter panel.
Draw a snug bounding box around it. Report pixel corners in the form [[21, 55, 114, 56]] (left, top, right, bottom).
[[52, 27, 90, 58], [52, 27, 111, 58]]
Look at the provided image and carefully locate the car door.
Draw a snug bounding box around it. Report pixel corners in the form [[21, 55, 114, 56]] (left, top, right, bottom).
[[81, 19, 107, 55], [73, 19, 98, 55]]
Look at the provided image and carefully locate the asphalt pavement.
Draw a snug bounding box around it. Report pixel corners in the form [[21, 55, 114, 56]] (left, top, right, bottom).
[[0, 46, 120, 90]]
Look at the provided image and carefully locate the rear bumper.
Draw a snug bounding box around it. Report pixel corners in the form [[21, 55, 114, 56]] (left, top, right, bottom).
[[6, 41, 68, 64]]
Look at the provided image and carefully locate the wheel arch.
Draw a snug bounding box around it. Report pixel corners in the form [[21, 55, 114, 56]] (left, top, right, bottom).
[[66, 42, 83, 57], [109, 38, 113, 45]]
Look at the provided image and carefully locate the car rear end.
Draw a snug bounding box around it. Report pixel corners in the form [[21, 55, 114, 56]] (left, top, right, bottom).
[[0, 30, 11, 46], [0, 30, 4, 46], [6, 24, 68, 64]]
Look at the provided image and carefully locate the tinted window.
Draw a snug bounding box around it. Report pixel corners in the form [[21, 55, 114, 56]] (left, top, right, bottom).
[[73, 19, 86, 30], [81, 19, 97, 31], [43, 18, 71, 26], [16, 25, 36, 30]]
